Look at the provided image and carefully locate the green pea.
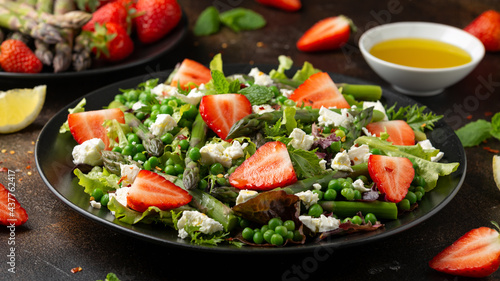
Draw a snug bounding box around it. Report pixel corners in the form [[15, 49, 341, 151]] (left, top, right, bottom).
[[114, 94, 126, 104], [261, 225, 269, 233], [122, 144, 137, 156], [142, 160, 152, 171], [412, 175, 426, 187], [216, 177, 229, 186], [328, 179, 342, 191], [100, 193, 110, 206], [370, 148, 382, 155], [188, 147, 201, 161], [263, 230, 275, 243], [341, 181, 353, 190], [183, 105, 198, 120], [148, 156, 159, 168], [133, 152, 147, 162], [283, 220, 295, 231], [151, 104, 161, 112], [165, 165, 176, 175], [324, 189, 337, 201], [198, 179, 208, 190], [178, 139, 189, 151], [293, 230, 303, 242], [312, 190, 323, 200], [135, 143, 145, 153], [143, 118, 153, 128], [330, 141, 341, 152], [139, 92, 153, 103], [253, 231, 264, 244], [283, 99, 296, 106], [135, 111, 146, 120], [415, 186, 426, 195], [160, 104, 174, 115], [239, 217, 250, 228], [227, 166, 237, 175], [341, 187, 355, 201], [174, 164, 184, 175], [126, 90, 139, 102], [286, 230, 294, 240], [91, 188, 104, 201], [356, 175, 368, 184], [269, 85, 280, 97], [334, 129, 345, 138], [353, 190, 362, 200], [415, 191, 424, 201], [271, 234, 284, 246], [111, 146, 122, 153], [268, 217, 283, 230], [210, 163, 225, 175], [365, 213, 377, 225], [351, 215, 362, 225], [242, 227, 254, 241], [342, 217, 352, 224], [405, 191, 417, 205], [398, 199, 411, 211], [276, 95, 287, 104], [274, 226, 288, 237], [308, 204, 323, 218]]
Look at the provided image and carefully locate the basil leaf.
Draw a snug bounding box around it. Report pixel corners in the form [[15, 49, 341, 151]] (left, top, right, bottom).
[[219, 8, 266, 32], [238, 84, 274, 105], [194, 6, 221, 36], [288, 148, 324, 179]]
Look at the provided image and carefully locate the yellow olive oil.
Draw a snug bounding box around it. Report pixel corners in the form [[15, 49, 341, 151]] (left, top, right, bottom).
[[369, 38, 472, 68]]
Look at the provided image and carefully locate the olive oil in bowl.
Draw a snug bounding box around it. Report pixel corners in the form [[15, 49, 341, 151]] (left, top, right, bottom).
[[369, 38, 472, 68]]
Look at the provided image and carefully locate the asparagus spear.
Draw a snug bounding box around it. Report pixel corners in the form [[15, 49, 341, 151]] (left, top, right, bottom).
[[182, 113, 208, 190], [34, 39, 53, 66], [226, 108, 320, 139], [0, 7, 63, 44], [101, 151, 143, 175], [72, 33, 91, 71], [337, 83, 382, 101], [319, 200, 398, 220], [36, 0, 53, 14], [53, 0, 75, 74], [187, 189, 238, 232], [343, 107, 374, 149], [124, 113, 164, 157], [54, 0, 76, 15], [0, 28, 3, 43]]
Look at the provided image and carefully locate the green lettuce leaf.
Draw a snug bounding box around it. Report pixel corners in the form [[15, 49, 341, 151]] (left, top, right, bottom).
[[59, 98, 86, 133], [455, 119, 492, 147], [107, 196, 193, 225], [74, 166, 120, 195], [355, 136, 459, 191], [104, 119, 130, 149], [291, 61, 321, 83], [269, 55, 293, 80]]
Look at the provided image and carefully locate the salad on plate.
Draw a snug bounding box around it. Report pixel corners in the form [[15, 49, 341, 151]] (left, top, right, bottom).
[[60, 55, 460, 247]]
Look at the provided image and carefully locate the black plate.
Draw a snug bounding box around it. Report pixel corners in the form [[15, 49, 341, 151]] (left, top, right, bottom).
[[35, 64, 466, 253], [0, 14, 187, 80]]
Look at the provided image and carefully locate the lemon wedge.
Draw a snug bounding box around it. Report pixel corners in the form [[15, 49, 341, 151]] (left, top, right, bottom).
[[494, 155, 500, 190], [0, 85, 46, 134]]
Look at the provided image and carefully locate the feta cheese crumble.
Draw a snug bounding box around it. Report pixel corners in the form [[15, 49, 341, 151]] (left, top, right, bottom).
[[149, 114, 177, 137], [295, 190, 319, 209], [352, 179, 371, 192], [289, 128, 314, 151], [113, 186, 130, 207], [90, 200, 101, 209], [235, 190, 258, 205], [299, 215, 340, 233], [177, 210, 224, 239], [317, 106, 354, 128], [363, 100, 388, 121], [119, 163, 141, 186], [200, 141, 247, 168], [151, 83, 205, 105], [72, 138, 105, 166], [248, 67, 273, 86], [331, 150, 353, 172], [418, 139, 444, 162], [252, 104, 275, 115], [347, 144, 371, 165]]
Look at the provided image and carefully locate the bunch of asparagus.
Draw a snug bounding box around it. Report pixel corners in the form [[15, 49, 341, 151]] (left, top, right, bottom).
[[0, 0, 92, 72]]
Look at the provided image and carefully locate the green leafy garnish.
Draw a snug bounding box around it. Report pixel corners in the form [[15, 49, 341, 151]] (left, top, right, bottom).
[[74, 167, 120, 195], [96, 272, 121, 281], [386, 103, 443, 132], [238, 84, 274, 105], [288, 148, 324, 179], [219, 8, 266, 32], [269, 55, 293, 80], [193, 6, 220, 36], [455, 112, 500, 147], [59, 98, 86, 133]]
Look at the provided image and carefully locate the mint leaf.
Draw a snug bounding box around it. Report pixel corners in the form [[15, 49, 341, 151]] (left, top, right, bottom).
[[455, 119, 492, 147], [238, 84, 274, 105], [194, 6, 220, 36], [219, 8, 266, 32], [288, 148, 324, 179], [490, 112, 500, 140], [211, 70, 229, 94]]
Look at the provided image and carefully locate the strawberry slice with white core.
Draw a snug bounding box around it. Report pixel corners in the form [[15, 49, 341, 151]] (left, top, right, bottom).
[[229, 141, 298, 191], [289, 72, 350, 109], [127, 170, 192, 212], [68, 108, 125, 150], [199, 93, 252, 140], [367, 154, 414, 203], [365, 120, 415, 146], [0, 183, 28, 226], [429, 226, 500, 278], [170, 58, 211, 90]]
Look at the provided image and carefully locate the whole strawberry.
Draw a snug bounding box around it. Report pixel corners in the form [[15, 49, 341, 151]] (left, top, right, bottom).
[[85, 22, 134, 62], [464, 10, 500, 52], [0, 39, 43, 73], [134, 0, 181, 44]]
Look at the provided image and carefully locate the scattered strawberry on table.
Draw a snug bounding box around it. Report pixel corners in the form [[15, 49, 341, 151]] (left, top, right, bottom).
[[429, 223, 500, 278], [255, 0, 302, 12], [0, 0, 182, 73], [296, 15, 356, 52], [464, 10, 500, 52], [61, 55, 459, 247], [0, 183, 28, 226]]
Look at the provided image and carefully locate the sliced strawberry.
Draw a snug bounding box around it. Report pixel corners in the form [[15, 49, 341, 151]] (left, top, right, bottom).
[[429, 226, 500, 278], [289, 72, 350, 109], [170, 59, 212, 90], [0, 183, 28, 226], [297, 15, 355, 52], [365, 120, 415, 146], [256, 0, 301, 12], [127, 170, 192, 212], [464, 10, 500, 52], [229, 141, 297, 191], [67, 108, 125, 150], [367, 154, 414, 203], [199, 94, 252, 140]]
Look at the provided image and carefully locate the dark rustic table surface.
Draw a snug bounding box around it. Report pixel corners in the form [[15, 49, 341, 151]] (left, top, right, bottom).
[[1, 0, 500, 280]]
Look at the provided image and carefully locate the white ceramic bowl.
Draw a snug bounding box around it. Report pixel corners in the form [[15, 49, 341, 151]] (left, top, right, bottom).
[[359, 22, 485, 96]]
